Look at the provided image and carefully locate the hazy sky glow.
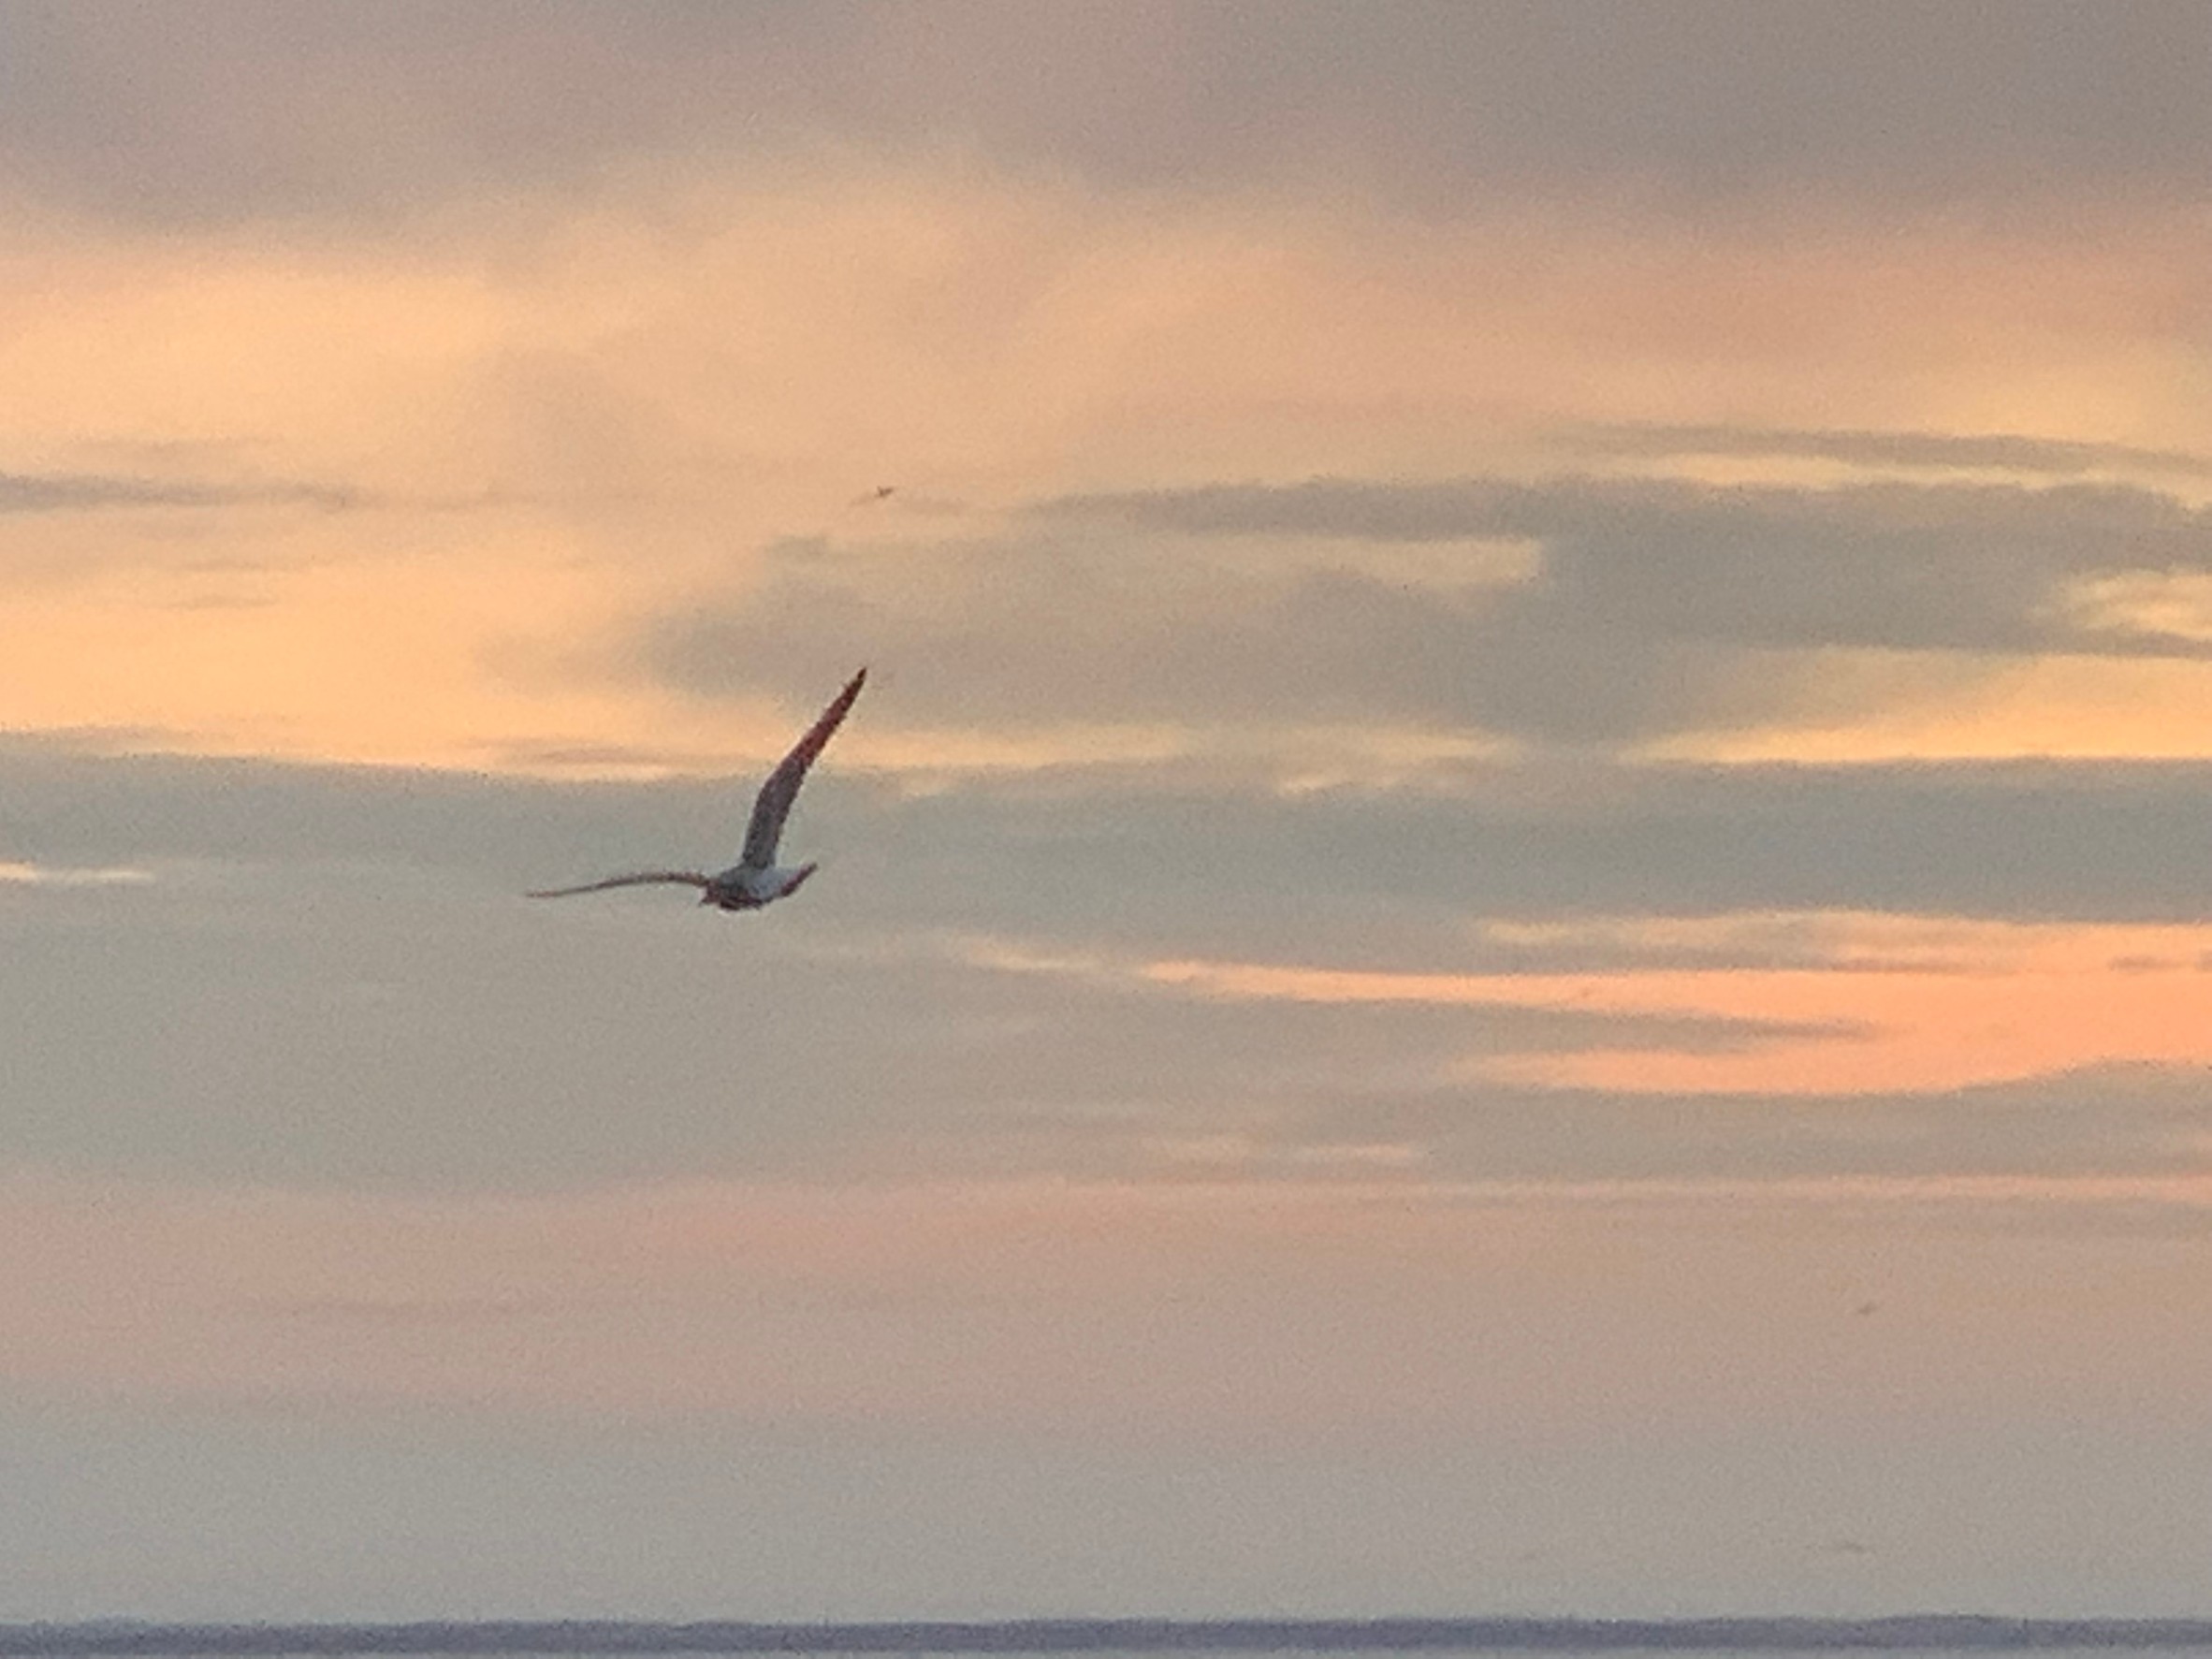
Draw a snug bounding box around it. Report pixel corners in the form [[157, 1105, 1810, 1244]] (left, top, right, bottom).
[[2, 0, 2210, 1623]]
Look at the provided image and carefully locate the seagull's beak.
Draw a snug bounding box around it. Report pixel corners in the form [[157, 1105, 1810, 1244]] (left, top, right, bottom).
[[784, 862, 819, 895]]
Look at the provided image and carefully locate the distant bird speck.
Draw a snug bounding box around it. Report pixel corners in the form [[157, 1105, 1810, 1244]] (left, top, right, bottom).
[[528, 668, 866, 913], [854, 484, 897, 504]]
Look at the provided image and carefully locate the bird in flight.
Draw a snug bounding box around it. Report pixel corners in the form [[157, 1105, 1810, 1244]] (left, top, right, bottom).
[[529, 668, 866, 912]]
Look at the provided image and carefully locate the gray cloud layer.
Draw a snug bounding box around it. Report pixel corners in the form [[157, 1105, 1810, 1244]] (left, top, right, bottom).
[[13, 746, 2212, 949], [7, 748, 2212, 1192], [0, 469, 358, 515], [0, 878, 1850, 1191], [4, 2, 2209, 225], [649, 473, 2212, 747], [1298, 1063, 2212, 1188]]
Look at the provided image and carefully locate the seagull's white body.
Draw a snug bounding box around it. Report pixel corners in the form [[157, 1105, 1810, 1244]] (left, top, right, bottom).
[[697, 860, 818, 911], [529, 668, 866, 913]]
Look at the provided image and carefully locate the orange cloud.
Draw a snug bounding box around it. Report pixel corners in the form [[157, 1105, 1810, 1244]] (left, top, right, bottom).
[[3, 170, 2209, 774], [1652, 651, 2212, 764], [1120, 915, 2212, 1096]]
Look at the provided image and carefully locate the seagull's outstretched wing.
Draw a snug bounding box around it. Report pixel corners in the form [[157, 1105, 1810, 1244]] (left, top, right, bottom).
[[740, 667, 866, 869], [526, 870, 710, 899]]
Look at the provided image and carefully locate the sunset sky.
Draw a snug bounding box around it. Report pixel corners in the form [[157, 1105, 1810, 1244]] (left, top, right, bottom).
[[3, 0, 2211, 1623]]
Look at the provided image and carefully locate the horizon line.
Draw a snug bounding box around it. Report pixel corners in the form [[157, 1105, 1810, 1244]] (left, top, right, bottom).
[[7, 1614, 2212, 1654]]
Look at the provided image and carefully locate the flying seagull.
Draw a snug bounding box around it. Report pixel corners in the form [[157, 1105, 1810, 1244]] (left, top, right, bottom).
[[529, 668, 866, 912]]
